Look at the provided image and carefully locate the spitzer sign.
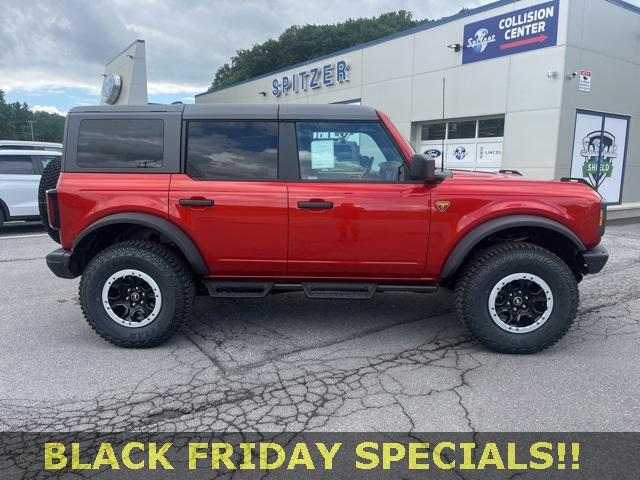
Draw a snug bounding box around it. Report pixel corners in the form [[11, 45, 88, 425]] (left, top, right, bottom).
[[462, 0, 559, 64]]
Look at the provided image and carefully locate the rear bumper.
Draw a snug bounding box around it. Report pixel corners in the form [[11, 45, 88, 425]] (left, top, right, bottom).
[[583, 244, 609, 274], [46, 248, 78, 279]]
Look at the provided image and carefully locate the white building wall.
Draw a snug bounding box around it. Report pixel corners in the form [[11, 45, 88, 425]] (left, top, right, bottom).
[[196, 0, 638, 205], [558, 0, 640, 205]]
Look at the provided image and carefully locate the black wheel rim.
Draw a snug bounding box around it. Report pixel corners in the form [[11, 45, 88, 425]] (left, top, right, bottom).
[[102, 269, 162, 328], [488, 273, 553, 333]]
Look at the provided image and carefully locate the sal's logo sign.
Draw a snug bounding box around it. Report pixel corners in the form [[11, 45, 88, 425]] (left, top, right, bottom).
[[272, 60, 349, 97], [462, 0, 559, 64], [579, 130, 617, 189], [468, 28, 496, 53], [570, 111, 629, 204]]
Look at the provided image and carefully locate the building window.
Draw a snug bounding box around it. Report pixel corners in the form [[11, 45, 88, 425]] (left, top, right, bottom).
[[478, 118, 504, 138], [77, 119, 164, 168], [421, 123, 446, 141], [447, 120, 476, 139], [186, 121, 278, 181], [419, 116, 505, 171]]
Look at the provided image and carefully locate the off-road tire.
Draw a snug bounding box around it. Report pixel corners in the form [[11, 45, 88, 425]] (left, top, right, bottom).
[[455, 242, 578, 354], [38, 157, 61, 243], [79, 241, 196, 348]]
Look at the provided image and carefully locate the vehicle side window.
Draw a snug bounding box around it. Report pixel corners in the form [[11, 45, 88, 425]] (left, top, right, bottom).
[[186, 121, 278, 180], [0, 155, 35, 174], [39, 156, 58, 169], [77, 119, 164, 168], [295, 122, 404, 182]]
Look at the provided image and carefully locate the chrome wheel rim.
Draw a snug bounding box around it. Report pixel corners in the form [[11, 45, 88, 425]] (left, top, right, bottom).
[[488, 273, 553, 334], [101, 269, 162, 328]]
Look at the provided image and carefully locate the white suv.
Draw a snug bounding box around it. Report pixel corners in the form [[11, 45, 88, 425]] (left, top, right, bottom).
[[0, 149, 62, 226]]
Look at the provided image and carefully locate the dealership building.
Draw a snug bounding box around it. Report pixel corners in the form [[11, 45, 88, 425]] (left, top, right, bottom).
[[195, 0, 639, 217]]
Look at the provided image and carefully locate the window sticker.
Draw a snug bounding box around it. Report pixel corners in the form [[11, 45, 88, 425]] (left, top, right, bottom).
[[311, 140, 335, 169]]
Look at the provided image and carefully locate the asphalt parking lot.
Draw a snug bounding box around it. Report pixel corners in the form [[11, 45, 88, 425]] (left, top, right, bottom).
[[1, 220, 639, 432]]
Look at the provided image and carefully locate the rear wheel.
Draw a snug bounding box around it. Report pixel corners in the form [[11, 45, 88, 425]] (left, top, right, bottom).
[[455, 242, 578, 354], [79, 241, 195, 348], [38, 157, 61, 243]]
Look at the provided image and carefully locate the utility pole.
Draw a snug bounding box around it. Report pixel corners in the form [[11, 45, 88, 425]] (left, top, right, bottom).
[[441, 77, 446, 171], [26, 120, 35, 141]]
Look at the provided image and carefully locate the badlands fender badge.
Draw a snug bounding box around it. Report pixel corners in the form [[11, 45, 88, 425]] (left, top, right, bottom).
[[435, 200, 450, 213]]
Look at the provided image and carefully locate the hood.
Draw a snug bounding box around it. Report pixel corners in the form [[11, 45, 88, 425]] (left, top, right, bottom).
[[444, 169, 602, 200]]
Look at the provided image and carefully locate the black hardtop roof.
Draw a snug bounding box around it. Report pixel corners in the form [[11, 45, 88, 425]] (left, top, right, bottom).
[[68, 103, 379, 121], [69, 104, 185, 113]]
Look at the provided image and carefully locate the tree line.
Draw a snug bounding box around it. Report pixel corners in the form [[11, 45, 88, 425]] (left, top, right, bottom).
[[210, 11, 433, 91], [0, 89, 65, 143]]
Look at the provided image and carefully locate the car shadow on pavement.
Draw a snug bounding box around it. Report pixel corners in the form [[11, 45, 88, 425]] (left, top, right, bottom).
[[0, 222, 45, 237], [185, 290, 462, 371]]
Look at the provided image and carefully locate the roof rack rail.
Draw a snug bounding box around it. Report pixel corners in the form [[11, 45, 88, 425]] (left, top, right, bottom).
[[560, 177, 595, 189], [498, 169, 523, 176]]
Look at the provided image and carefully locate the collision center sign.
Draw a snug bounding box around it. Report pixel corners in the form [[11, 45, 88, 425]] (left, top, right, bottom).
[[462, 0, 559, 64]]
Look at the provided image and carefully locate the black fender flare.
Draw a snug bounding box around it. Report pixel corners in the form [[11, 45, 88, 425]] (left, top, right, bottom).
[[0, 198, 10, 220], [72, 212, 208, 275], [440, 215, 586, 279]]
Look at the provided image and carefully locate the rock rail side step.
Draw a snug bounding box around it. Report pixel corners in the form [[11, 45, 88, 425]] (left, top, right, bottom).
[[205, 281, 438, 299]]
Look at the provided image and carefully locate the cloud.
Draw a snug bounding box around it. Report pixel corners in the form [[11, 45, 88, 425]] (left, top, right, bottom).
[[147, 82, 207, 95], [0, 0, 490, 101], [32, 105, 67, 115]]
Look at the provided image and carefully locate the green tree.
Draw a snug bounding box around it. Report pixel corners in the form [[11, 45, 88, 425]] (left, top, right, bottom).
[[210, 11, 429, 90], [0, 89, 65, 143]]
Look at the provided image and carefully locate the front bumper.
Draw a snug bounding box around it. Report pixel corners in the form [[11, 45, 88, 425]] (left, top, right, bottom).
[[583, 244, 609, 274], [46, 248, 78, 279]]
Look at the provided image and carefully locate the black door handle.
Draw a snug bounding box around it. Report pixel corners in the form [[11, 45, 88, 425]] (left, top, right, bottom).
[[298, 201, 333, 209], [179, 198, 214, 207]]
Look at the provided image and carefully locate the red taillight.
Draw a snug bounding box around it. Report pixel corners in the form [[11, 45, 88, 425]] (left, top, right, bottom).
[[46, 189, 60, 230]]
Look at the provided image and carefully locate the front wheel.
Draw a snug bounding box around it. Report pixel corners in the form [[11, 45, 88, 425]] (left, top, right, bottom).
[[79, 241, 195, 348], [455, 242, 578, 354]]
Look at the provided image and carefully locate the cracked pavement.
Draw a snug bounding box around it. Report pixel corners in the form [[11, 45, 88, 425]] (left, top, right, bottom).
[[1, 221, 639, 432]]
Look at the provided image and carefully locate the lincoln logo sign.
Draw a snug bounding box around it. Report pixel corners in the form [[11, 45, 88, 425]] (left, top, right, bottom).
[[462, 0, 559, 64], [272, 60, 349, 97]]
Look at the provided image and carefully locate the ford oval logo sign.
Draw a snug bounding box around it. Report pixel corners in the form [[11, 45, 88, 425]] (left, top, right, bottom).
[[424, 149, 441, 159]]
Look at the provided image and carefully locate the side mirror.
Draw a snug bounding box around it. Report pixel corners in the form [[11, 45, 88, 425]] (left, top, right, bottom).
[[410, 154, 436, 181]]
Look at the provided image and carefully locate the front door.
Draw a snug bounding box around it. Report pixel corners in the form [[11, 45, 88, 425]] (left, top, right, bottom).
[[169, 120, 287, 276], [286, 121, 431, 278]]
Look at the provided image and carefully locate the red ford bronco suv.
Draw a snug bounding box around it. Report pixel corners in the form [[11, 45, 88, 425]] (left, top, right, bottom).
[[41, 104, 608, 353]]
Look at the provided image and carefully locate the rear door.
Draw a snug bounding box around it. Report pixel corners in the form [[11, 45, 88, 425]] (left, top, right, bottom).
[[283, 120, 431, 278], [0, 154, 40, 217], [169, 119, 288, 276]]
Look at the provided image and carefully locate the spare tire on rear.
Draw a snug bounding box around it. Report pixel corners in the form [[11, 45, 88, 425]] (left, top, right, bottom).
[[38, 157, 61, 244]]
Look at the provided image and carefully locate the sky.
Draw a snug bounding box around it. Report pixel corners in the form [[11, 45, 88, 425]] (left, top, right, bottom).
[[0, 0, 496, 115], [3, 0, 638, 115]]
